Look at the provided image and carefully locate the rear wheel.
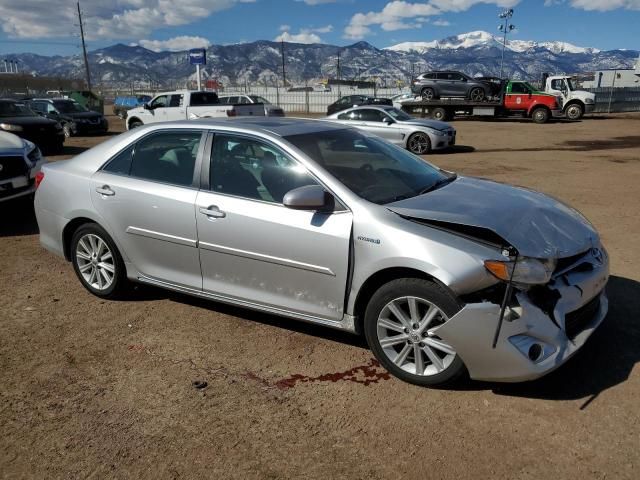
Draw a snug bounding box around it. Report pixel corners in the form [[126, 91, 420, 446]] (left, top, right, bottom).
[[421, 87, 436, 101], [71, 223, 127, 299], [364, 278, 466, 387], [469, 87, 485, 102], [565, 103, 584, 120], [407, 132, 432, 155], [431, 107, 447, 121], [531, 107, 550, 124]]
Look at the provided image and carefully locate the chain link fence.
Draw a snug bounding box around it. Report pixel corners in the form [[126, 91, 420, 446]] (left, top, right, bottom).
[[586, 87, 640, 113]]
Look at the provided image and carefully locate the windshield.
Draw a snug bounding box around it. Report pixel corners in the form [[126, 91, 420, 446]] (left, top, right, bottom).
[[0, 102, 37, 117], [284, 129, 449, 205], [53, 101, 88, 113], [384, 108, 413, 121], [249, 95, 271, 105], [566, 78, 576, 91]]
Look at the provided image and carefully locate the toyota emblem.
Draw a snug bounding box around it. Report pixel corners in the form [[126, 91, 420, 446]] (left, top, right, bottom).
[[591, 248, 603, 264]]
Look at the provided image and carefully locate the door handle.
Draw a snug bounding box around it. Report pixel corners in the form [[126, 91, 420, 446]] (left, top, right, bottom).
[[199, 205, 226, 218], [96, 185, 115, 196]]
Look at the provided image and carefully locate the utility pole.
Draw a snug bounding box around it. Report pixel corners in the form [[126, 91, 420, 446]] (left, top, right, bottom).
[[280, 40, 286, 88], [498, 8, 515, 80], [77, 1, 92, 91], [337, 50, 341, 97]]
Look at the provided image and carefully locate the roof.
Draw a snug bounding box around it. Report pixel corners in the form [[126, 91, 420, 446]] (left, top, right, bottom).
[[155, 117, 350, 137]]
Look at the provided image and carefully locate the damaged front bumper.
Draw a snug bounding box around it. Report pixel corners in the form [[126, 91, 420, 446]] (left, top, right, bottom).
[[435, 248, 609, 382]]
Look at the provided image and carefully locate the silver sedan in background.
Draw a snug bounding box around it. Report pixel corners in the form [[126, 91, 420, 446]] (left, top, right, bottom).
[[325, 105, 456, 155], [34, 118, 608, 387]]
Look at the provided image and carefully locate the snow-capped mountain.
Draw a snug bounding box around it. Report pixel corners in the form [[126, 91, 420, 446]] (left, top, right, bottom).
[[5, 32, 636, 88], [385, 31, 600, 55]]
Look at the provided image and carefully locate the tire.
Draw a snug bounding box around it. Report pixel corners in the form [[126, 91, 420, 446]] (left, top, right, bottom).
[[364, 278, 466, 387], [70, 223, 127, 299], [421, 87, 436, 101], [407, 132, 432, 155], [62, 123, 73, 138], [565, 103, 583, 120], [531, 107, 550, 124], [431, 107, 447, 121], [128, 120, 143, 129], [469, 87, 485, 102]]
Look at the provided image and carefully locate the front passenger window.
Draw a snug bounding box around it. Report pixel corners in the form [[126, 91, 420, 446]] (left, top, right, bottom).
[[129, 131, 202, 187]]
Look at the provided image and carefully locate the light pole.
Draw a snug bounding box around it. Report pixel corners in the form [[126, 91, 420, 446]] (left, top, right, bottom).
[[498, 8, 515, 80]]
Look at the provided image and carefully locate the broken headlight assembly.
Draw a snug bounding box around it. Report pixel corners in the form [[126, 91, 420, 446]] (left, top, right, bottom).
[[484, 257, 556, 286]]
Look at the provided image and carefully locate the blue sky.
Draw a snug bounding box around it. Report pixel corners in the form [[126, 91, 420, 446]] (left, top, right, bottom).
[[0, 0, 638, 56]]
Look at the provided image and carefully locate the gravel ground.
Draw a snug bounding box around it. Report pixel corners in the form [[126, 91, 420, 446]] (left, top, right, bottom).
[[1, 112, 639, 479]]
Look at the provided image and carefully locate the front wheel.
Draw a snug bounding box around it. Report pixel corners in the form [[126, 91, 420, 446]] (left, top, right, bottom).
[[364, 278, 466, 387], [407, 132, 432, 155], [71, 223, 127, 299], [128, 120, 143, 129], [565, 103, 584, 120], [62, 123, 73, 138], [469, 87, 485, 102], [531, 107, 550, 124]]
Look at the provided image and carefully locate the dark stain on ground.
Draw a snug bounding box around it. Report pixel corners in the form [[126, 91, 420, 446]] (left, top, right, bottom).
[[274, 358, 391, 389], [479, 135, 640, 154]]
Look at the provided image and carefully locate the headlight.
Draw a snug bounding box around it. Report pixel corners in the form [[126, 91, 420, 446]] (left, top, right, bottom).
[[0, 123, 23, 132], [428, 129, 447, 137], [484, 257, 556, 285]]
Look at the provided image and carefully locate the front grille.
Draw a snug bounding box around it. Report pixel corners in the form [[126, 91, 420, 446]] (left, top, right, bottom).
[[555, 250, 589, 273], [565, 295, 601, 339], [0, 156, 28, 180]]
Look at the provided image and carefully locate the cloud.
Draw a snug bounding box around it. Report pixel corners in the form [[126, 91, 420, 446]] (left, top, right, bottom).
[[0, 0, 255, 39], [569, 0, 640, 10], [296, 0, 340, 4], [343, 1, 519, 39], [275, 24, 332, 43], [432, 19, 451, 25], [137, 35, 211, 52]]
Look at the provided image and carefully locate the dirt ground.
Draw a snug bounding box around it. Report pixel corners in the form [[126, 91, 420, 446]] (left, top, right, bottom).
[[1, 111, 639, 479]]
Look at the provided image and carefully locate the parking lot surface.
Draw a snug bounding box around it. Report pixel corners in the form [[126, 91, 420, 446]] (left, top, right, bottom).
[[1, 113, 639, 479]]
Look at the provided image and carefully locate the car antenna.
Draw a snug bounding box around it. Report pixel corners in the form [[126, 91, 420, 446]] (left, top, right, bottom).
[[492, 247, 519, 349]]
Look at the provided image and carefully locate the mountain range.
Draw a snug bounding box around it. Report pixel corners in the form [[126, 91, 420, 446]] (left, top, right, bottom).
[[6, 31, 639, 88]]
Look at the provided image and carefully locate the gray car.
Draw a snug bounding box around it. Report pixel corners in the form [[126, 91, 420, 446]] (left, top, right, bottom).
[[326, 106, 455, 154], [411, 71, 488, 101], [34, 118, 609, 386]]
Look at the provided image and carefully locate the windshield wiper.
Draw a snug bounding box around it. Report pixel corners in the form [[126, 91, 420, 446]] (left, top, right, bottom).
[[417, 174, 457, 196]]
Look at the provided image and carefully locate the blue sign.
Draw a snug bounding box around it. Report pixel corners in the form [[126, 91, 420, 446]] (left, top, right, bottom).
[[189, 48, 206, 65]]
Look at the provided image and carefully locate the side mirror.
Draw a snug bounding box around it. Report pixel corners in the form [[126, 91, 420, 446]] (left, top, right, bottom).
[[283, 185, 332, 211], [382, 116, 394, 124], [143, 103, 152, 110]]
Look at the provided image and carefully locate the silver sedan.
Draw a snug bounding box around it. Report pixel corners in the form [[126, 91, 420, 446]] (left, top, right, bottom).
[[35, 118, 608, 387], [325, 105, 456, 155]]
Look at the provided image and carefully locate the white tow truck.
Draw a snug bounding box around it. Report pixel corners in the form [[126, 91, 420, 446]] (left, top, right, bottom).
[[542, 74, 596, 120], [126, 90, 265, 130]]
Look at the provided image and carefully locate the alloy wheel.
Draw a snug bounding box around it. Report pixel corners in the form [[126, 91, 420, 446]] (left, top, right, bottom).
[[470, 88, 484, 102], [376, 296, 456, 377], [408, 133, 430, 154], [75, 233, 115, 291]]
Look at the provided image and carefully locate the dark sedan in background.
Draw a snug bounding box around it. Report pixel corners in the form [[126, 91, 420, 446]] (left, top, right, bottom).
[[28, 98, 108, 137], [327, 95, 392, 115], [0, 99, 64, 154]]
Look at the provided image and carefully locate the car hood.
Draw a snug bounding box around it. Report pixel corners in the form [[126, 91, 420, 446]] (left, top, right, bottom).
[[0, 131, 27, 150], [386, 176, 599, 258], [399, 118, 452, 131], [0, 115, 58, 126]]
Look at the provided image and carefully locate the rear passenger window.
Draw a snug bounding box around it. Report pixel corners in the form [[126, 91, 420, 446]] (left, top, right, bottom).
[[103, 145, 134, 175], [129, 131, 202, 187], [190, 92, 219, 106]]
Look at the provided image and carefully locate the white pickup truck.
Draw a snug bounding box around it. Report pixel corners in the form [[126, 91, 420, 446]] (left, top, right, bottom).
[[125, 90, 265, 130], [542, 75, 596, 120]]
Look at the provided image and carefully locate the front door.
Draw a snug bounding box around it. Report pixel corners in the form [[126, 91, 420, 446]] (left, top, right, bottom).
[[90, 129, 205, 289], [358, 108, 404, 145], [195, 132, 353, 321], [146, 95, 170, 124]]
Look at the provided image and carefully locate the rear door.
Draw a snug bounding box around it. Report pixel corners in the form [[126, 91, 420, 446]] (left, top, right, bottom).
[[195, 132, 353, 321], [90, 129, 205, 289], [504, 82, 530, 111]]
